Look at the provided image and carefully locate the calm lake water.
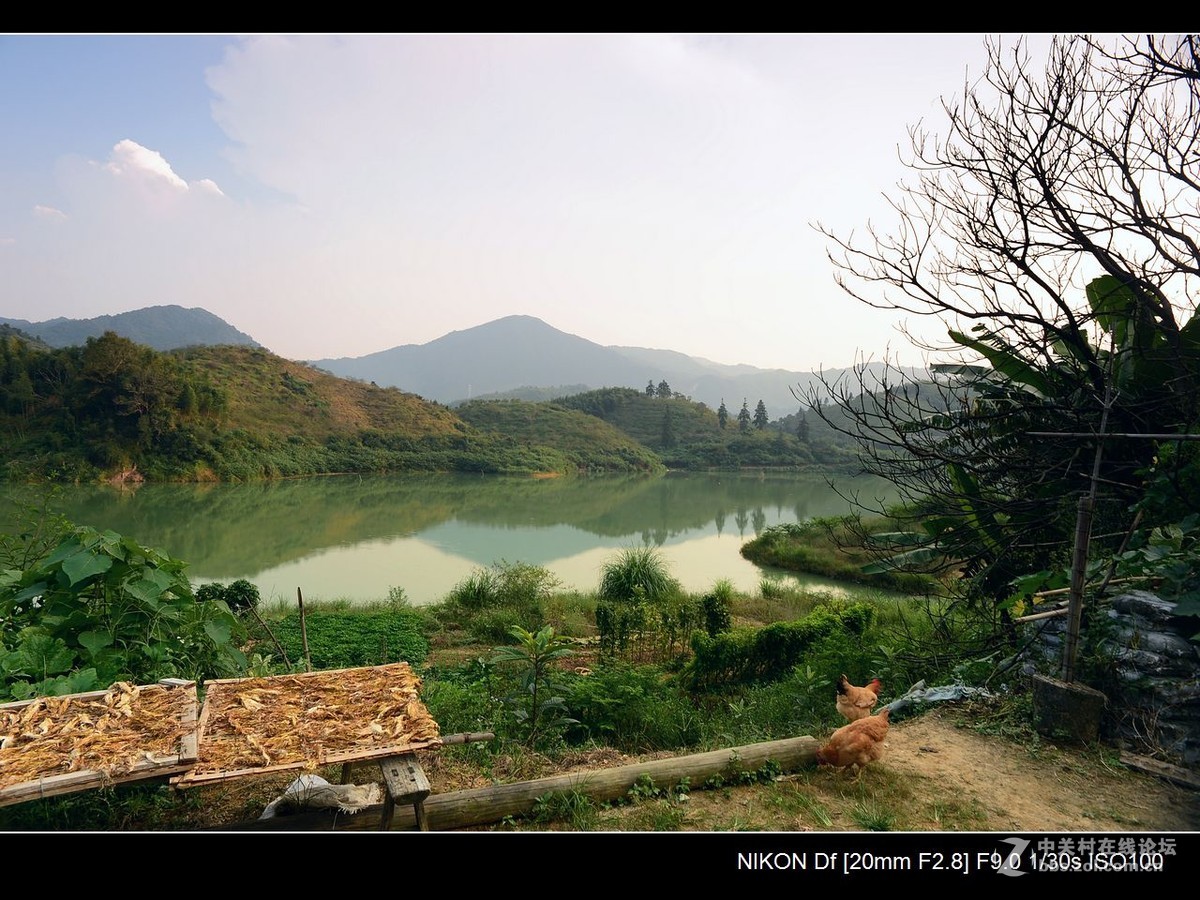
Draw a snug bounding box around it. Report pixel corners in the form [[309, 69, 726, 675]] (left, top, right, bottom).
[[17, 470, 897, 605]]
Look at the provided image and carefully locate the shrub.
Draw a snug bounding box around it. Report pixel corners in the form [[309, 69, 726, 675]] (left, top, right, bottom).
[[564, 662, 703, 751], [196, 578, 261, 613], [700, 584, 734, 637], [597, 547, 680, 605], [682, 601, 875, 692], [445, 561, 562, 642]]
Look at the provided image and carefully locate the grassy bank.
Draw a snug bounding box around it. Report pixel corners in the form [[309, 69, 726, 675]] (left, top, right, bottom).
[[741, 516, 944, 595]]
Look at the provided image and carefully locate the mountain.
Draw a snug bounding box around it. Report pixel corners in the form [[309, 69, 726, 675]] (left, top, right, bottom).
[[312, 315, 920, 417], [0, 305, 261, 351], [313, 315, 643, 402]]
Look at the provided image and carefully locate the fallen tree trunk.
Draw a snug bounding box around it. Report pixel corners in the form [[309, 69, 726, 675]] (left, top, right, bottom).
[[223, 735, 819, 832]]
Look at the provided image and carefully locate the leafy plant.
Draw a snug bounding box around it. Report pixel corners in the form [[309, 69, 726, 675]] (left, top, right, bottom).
[[0, 526, 247, 701], [489, 624, 579, 748], [195, 578, 261, 613], [531, 789, 598, 829]]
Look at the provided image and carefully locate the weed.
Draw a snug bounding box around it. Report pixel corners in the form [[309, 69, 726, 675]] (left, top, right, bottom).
[[795, 792, 834, 827], [531, 789, 599, 830], [851, 799, 896, 831]]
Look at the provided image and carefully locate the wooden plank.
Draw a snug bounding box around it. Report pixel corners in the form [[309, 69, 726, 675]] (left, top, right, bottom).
[[174, 737, 442, 785], [1119, 752, 1200, 790], [380, 754, 430, 802], [0, 759, 194, 806]]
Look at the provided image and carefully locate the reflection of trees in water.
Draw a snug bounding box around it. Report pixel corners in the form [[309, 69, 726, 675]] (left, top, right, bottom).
[[715, 508, 726, 536], [751, 508, 767, 536], [735, 508, 749, 538]]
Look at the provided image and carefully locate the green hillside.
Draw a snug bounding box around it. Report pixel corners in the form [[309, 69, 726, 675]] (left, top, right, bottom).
[[454, 399, 664, 474], [0, 334, 658, 482]]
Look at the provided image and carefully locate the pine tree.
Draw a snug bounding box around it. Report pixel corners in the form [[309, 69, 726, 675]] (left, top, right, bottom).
[[717, 399, 728, 430], [737, 399, 751, 433], [753, 399, 768, 430]]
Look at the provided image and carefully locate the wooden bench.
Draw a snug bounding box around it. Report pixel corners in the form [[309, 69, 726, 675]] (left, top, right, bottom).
[[377, 754, 431, 831], [339, 753, 430, 830]]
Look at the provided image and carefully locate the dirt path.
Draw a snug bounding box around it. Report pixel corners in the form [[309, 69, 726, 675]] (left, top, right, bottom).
[[880, 710, 1200, 831]]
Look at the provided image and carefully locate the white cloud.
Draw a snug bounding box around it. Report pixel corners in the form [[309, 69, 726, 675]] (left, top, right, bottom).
[[0, 236, 15, 245], [102, 139, 224, 197], [32, 204, 67, 220], [105, 139, 189, 190]]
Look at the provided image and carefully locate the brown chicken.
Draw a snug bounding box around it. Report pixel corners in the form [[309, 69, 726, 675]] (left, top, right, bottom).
[[836, 674, 882, 722], [815, 706, 890, 771]]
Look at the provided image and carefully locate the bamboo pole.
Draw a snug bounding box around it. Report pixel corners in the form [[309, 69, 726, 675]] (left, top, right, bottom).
[[223, 735, 819, 832], [297, 587, 312, 673]]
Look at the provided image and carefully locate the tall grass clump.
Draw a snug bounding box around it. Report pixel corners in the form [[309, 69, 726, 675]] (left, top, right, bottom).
[[597, 547, 680, 604]]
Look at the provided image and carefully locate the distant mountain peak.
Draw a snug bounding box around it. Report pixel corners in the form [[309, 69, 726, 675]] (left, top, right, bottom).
[[0, 306, 261, 352]]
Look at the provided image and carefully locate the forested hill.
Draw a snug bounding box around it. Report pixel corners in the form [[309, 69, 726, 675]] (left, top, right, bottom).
[[553, 387, 861, 470], [0, 333, 663, 482]]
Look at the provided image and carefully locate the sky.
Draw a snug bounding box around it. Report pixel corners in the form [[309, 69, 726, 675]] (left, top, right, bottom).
[[0, 33, 1062, 372]]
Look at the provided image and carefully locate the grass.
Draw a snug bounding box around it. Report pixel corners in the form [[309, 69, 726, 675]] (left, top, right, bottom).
[[851, 799, 897, 831], [529, 789, 600, 830], [597, 546, 682, 604]]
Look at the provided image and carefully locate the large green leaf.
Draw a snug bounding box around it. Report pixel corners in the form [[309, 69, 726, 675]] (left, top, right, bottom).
[[14, 633, 76, 676], [78, 630, 114, 656], [1086, 275, 1136, 335], [60, 550, 113, 587], [124, 576, 168, 605], [948, 329, 1053, 396], [203, 617, 234, 645]]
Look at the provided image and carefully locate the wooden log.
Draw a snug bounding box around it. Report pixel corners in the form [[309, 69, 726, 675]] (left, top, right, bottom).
[[1119, 752, 1200, 791], [223, 735, 819, 832]]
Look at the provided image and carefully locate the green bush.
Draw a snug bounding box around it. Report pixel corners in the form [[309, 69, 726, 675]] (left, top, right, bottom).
[[564, 662, 703, 751], [595, 592, 701, 664], [682, 601, 874, 692], [444, 561, 562, 643], [195, 578, 261, 613], [700, 585, 734, 637]]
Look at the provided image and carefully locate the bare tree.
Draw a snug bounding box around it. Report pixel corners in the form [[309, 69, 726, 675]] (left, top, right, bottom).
[[805, 34, 1200, 605]]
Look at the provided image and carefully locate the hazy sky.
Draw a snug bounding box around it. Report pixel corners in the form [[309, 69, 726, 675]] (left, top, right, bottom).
[[1, 33, 1060, 371]]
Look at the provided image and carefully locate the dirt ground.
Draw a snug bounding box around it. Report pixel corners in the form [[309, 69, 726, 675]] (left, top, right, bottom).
[[874, 709, 1199, 832]]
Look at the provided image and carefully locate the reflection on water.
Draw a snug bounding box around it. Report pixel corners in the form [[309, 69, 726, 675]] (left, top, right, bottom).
[[12, 471, 896, 605]]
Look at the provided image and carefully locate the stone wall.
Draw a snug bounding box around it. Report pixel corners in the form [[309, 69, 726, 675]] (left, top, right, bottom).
[[1020, 590, 1200, 765]]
